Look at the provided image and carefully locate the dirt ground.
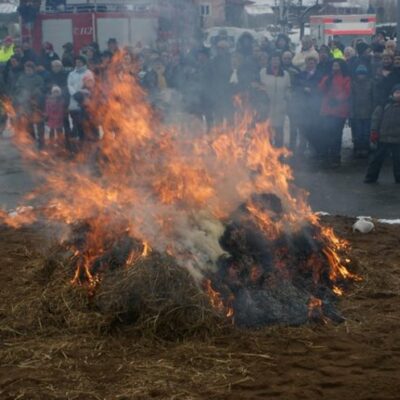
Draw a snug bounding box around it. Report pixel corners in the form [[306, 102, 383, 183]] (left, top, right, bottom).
[[0, 216, 399, 400]]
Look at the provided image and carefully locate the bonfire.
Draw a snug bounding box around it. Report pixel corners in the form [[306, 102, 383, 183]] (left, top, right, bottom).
[[0, 55, 358, 330]]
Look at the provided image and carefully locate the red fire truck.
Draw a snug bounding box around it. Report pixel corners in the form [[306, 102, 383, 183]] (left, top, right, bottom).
[[20, 1, 198, 55], [310, 14, 377, 47]]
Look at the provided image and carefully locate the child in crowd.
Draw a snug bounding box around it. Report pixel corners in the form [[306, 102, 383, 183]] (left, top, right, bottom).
[[351, 64, 373, 158], [45, 85, 65, 144], [364, 84, 400, 183]]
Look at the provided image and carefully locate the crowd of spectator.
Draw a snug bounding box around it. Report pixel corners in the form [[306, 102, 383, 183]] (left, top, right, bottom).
[[0, 30, 399, 183]]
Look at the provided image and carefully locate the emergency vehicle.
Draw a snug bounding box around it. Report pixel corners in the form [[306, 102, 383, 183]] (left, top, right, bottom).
[[20, 1, 198, 56], [310, 14, 377, 47]]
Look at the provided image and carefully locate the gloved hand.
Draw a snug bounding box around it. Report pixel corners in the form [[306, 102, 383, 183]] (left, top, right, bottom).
[[370, 131, 379, 143]]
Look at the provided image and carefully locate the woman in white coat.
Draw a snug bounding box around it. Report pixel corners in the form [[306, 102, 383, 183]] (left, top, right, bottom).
[[259, 52, 291, 147], [67, 55, 94, 141]]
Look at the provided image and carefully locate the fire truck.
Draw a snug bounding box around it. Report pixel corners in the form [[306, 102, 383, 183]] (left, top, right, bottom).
[[310, 14, 377, 47], [19, 1, 198, 55]]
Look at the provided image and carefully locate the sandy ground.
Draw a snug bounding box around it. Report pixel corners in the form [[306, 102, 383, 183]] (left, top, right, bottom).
[[0, 215, 399, 400]]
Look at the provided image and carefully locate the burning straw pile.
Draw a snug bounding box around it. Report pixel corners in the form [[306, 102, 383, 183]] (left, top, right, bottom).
[[0, 56, 358, 338]]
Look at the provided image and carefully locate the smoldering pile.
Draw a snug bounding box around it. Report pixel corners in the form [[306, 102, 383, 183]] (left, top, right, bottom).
[[209, 193, 348, 327], [45, 192, 352, 335]]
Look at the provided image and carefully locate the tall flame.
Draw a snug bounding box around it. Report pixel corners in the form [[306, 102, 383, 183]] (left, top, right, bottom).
[[2, 55, 355, 307]]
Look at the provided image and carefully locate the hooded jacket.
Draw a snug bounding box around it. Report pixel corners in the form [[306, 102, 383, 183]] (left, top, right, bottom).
[[372, 100, 400, 144]]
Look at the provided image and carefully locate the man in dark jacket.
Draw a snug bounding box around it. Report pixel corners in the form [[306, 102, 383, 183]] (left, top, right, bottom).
[[351, 42, 373, 77], [21, 38, 39, 65], [209, 40, 232, 124], [14, 61, 45, 148], [378, 52, 400, 107], [39, 42, 60, 71], [365, 84, 400, 183], [61, 42, 74, 70], [351, 64, 374, 157], [295, 55, 324, 157], [282, 51, 301, 153]]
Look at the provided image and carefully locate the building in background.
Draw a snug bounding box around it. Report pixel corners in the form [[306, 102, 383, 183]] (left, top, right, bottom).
[[194, 0, 225, 28]]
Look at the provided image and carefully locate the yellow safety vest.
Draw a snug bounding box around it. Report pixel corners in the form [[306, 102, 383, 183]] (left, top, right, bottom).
[[0, 45, 14, 63], [331, 48, 345, 60]]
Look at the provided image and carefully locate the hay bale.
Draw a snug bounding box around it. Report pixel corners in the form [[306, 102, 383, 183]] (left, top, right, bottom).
[[95, 253, 226, 340]]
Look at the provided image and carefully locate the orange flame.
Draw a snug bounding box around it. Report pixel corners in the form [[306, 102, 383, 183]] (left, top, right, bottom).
[[0, 54, 357, 312]]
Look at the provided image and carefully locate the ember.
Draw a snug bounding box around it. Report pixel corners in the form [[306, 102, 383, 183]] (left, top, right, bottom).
[[1, 55, 357, 329]]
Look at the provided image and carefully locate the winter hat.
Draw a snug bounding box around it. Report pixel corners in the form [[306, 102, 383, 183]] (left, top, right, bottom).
[[51, 85, 62, 95], [43, 42, 54, 51], [356, 42, 370, 56], [62, 42, 73, 51], [391, 84, 400, 94], [24, 61, 35, 69], [51, 59, 62, 68], [355, 64, 368, 75], [75, 55, 87, 65], [3, 36, 13, 45]]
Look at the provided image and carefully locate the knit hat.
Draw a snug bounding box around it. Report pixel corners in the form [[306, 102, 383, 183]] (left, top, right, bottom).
[[51, 85, 62, 95], [43, 42, 54, 51], [355, 64, 368, 75], [3, 36, 13, 45], [62, 42, 73, 51], [391, 84, 400, 94], [75, 55, 87, 65], [356, 42, 370, 55], [51, 59, 63, 68]]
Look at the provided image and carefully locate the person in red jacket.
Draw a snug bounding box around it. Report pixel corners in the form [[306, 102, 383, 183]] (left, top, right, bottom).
[[45, 85, 65, 145], [319, 59, 351, 167]]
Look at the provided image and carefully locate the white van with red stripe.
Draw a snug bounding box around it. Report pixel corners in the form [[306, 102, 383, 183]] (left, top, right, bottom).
[[310, 14, 376, 47]]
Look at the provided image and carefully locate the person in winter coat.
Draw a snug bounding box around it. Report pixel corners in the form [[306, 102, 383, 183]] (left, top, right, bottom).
[[73, 74, 99, 143], [281, 51, 302, 153], [330, 40, 345, 60], [292, 36, 319, 71], [20, 39, 39, 65], [378, 52, 400, 107], [14, 61, 45, 149], [83, 45, 101, 73], [209, 40, 232, 124], [61, 42, 74, 70], [351, 42, 373, 77], [275, 34, 291, 53], [319, 59, 351, 167], [67, 56, 94, 141], [259, 52, 291, 147], [45, 85, 65, 144], [47, 60, 70, 138], [5, 56, 23, 95], [364, 84, 400, 183], [295, 54, 324, 157], [316, 45, 333, 77], [0, 36, 14, 65], [183, 48, 214, 129], [351, 64, 374, 158], [40, 42, 60, 71], [344, 46, 357, 73]]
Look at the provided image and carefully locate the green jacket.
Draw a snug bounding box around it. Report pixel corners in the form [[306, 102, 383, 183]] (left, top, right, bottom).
[[371, 101, 400, 144]]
